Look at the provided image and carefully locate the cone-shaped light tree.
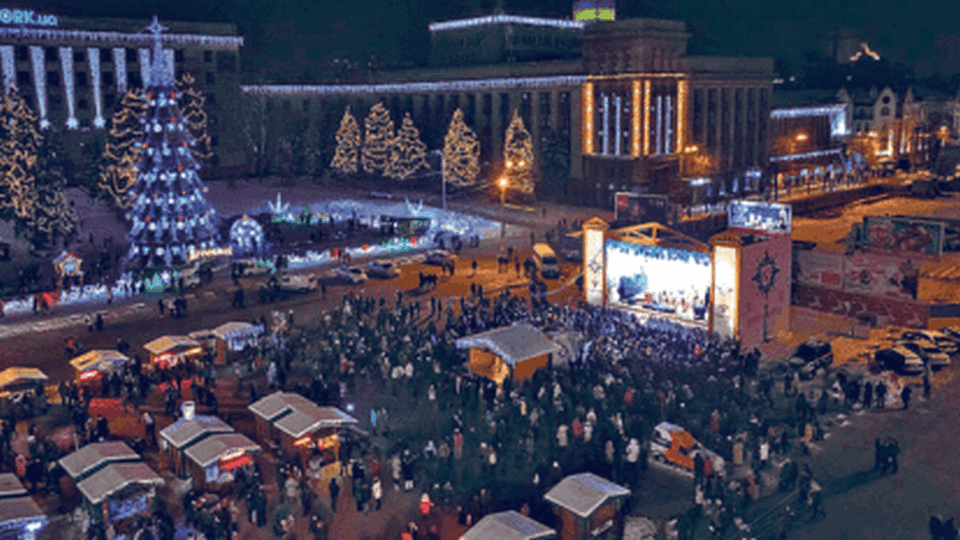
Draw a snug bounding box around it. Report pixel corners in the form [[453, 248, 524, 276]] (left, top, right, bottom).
[[504, 109, 535, 195], [99, 89, 147, 211], [442, 108, 480, 187], [175, 73, 213, 165], [386, 113, 430, 181], [0, 87, 41, 222], [331, 107, 360, 175], [361, 102, 395, 175], [124, 17, 220, 269]]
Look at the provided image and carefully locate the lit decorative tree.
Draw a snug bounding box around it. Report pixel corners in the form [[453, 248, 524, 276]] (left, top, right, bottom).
[[361, 102, 395, 175], [331, 107, 360, 175], [29, 132, 78, 248], [0, 87, 41, 222], [442, 108, 480, 188], [124, 17, 220, 269], [175, 73, 213, 165], [99, 89, 147, 211], [504, 109, 535, 194], [386, 113, 429, 181]]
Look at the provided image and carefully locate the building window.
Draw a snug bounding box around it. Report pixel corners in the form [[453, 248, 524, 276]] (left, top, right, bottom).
[[282, 100, 291, 112], [104, 93, 115, 108], [217, 51, 237, 74], [205, 72, 216, 85], [211, 135, 219, 147], [44, 47, 56, 63], [303, 99, 311, 112], [175, 50, 185, 63], [207, 93, 216, 105], [499, 93, 510, 124], [73, 51, 84, 63], [881, 106, 890, 116], [78, 98, 88, 110], [47, 71, 60, 87], [882, 95, 890, 104], [16, 71, 30, 87], [204, 50, 213, 63], [103, 72, 114, 87], [539, 92, 552, 130], [50, 95, 62, 110], [482, 94, 492, 118], [101, 49, 111, 63], [76, 72, 88, 87], [126, 48, 137, 63], [16, 46, 27, 62], [129, 72, 142, 88], [559, 91, 570, 134]]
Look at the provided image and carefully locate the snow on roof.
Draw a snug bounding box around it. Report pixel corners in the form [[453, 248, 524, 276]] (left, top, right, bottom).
[[0, 474, 27, 498], [159, 415, 233, 449], [143, 335, 201, 355], [455, 324, 561, 366], [212, 321, 263, 341], [460, 510, 556, 540], [248, 392, 357, 437], [0, 368, 47, 389], [543, 473, 631, 518], [58, 442, 141, 479], [0, 495, 45, 524], [183, 433, 261, 468], [69, 350, 130, 373], [76, 462, 163, 505]]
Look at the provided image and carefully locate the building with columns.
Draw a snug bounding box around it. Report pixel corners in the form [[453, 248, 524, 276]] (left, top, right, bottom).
[[242, 14, 774, 208], [0, 12, 245, 171]]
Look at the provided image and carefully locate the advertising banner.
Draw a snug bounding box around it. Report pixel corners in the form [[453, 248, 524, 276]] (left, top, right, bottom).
[[792, 283, 928, 328], [584, 228, 605, 306], [862, 216, 943, 258], [605, 240, 711, 324], [794, 250, 843, 289], [615, 193, 670, 225], [728, 201, 792, 234], [712, 245, 738, 339], [739, 235, 792, 350], [842, 251, 920, 300]]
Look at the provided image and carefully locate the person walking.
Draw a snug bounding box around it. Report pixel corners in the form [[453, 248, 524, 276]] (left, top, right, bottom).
[[328, 476, 340, 513], [876, 381, 887, 409], [371, 477, 382, 511], [875, 438, 885, 472], [141, 411, 155, 447], [888, 438, 900, 474], [901, 385, 912, 410], [943, 517, 958, 540], [863, 381, 873, 409]]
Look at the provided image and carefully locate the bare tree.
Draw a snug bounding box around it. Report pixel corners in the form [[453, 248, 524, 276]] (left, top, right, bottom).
[[240, 93, 270, 177]]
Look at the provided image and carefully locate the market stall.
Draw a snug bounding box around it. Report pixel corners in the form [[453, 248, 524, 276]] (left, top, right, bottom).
[[182, 432, 261, 491], [0, 473, 47, 540], [210, 321, 264, 365], [248, 392, 357, 470], [544, 473, 631, 540], [460, 510, 555, 540], [58, 442, 141, 482], [0, 368, 47, 402], [143, 335, 203, 370], [69, 350, 130, 385], [456, 324, 561, 386], [159, 402, 234, 478]]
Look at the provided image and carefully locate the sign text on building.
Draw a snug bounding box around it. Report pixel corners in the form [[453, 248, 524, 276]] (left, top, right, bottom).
[[0, 9, 58, 27]]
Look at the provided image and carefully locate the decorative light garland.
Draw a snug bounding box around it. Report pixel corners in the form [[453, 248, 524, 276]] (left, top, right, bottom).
[[0, 27, 243, 48], [428, 14, 585, 32], [769, 104, 846, 118], [769, 148, 842, 162], [87, 47, 104, 128], [138, 48, 151, 88], [29, 46, 48, 128], [0, 45, 12, 92], [113, 47, 127, 94], [241, 75, 587, 96], [59, 47, 78, 129]]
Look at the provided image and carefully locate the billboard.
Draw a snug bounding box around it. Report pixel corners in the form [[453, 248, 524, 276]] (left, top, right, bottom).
[[728, 201, 792, 234], [615, 193, 670, 225], [842, 251, 920, 300], [605, 240, 711, 324], [862, 216, 943, 258], [792, 284, 928, 329], [794, 250, 844, 289], [712, 245, 738, 339], [584, 227, 605, 306], [574, 0, 615, 21], [739, 235, 792, 350]]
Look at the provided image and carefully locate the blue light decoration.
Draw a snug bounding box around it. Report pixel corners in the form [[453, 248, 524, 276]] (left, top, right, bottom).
[[768, 148, 842, 163], [429, 14, 585, 32], [241, 74, 588, 97], [770, 104, 848, 137], [124, 17, 220, 270], [113, 47, 127, 94], [0, 26, 242, 47], [0, 45, 13, 92], [728, 200, 792, 234], [29, 45, 49, 129], [87, 47, 104, 128], [230, 215, 265, 255], [59, 46, 78, 129]]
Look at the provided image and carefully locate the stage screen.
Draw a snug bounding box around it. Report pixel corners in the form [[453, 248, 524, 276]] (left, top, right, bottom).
[[606, 240, 711, 323]]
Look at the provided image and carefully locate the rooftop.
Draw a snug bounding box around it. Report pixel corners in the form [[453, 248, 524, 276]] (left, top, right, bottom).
[[460, 510, 556, 540], [76, 462, 164, 505], [159, 415, 233, 449], [249, 392, 357, 438], [0, 474, 27, 498], [544, 473, 631, 518], [0, 367, 47, 389], [455, 324, 561, 366], [58, 442, 140, 480], [183, 433, 261, 468], [0, 495, 45, 524], [429, 14, 584, 32], [144, 335, 202, 355]]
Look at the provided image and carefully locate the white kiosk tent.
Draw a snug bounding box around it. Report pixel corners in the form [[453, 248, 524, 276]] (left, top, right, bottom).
[[455, 324, 561, 386], [189, 322, 264, 365], [0, 473, 46, 540], [459, 510, 556, 540]]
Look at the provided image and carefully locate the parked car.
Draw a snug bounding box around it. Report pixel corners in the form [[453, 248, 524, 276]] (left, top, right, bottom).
[[368, 191, 394, 200], [899, 329, 958, 355], [895, 339, 951, 369], [366, 259, 400, 278], [425, 249, 453, 266], [334, 265, 368, 284], [874, 347, 925, 375], [276, 273, 316, 293], [233, 259, 272, 277], [788, 339, 834, 380]]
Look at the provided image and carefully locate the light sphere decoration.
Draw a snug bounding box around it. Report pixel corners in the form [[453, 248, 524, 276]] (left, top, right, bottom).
[[229, 215, 265, 256]]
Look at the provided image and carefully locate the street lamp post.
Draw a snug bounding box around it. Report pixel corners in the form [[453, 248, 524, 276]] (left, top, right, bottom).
[[498, 176, 508, 238]]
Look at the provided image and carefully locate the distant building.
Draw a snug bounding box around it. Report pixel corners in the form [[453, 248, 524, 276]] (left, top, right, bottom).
[[768, 89, 847, 185]]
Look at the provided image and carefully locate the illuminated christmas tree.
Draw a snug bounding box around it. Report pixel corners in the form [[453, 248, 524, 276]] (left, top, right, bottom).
[[331, 107, 360, 175], [29, 133, 78, 248], [124, 17, 220, 269], [361, 102, 395, 175], [99, 89, 147, 211], [175, 73, 213, 165], [385, 113, 429, 181], [0, 87, 41, 222], [442, 108, 480, 188], [504, 109, 535, 194]]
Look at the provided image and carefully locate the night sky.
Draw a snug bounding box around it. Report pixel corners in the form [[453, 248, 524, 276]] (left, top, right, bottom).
[[29, 0, 957, 82]]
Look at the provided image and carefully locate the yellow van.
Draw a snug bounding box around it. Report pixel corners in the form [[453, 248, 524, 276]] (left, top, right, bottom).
[[532, 243, 560, 279]]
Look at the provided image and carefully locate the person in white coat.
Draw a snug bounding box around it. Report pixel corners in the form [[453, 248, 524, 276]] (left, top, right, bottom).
[[371, 477, 383, 511]]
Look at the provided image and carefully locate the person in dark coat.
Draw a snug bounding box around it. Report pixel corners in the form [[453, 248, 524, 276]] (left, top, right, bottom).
[[901, 385, 912, 410], [931, 514, 944, 540], [328, 477, 340, 513], [863, 381, 873, 409], [876, 382, 887, 408], [875, 438, 884, 472], [943, 517, 958, 540]]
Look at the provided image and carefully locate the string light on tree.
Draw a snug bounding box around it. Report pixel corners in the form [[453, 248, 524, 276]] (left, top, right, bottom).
[[503, 108, 535, 195], [331, 106, 360, 175], [229, 215, 265, 255], [99, 89, 147, 211], [0, 86, 42, 222], [124, 16, 220, 270], [442, 108, 480, 188], [385, 113, 429, 181], [175, 73, 213, 165], [361, 102, 395, 175]]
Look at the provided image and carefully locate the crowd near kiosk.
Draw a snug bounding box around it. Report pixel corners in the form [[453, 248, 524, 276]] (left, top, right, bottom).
[[456, 324, 561, 386], [459, 510, 556, 540], [69, 350, 130, 385], [543, 473, 631, 540], [58, 442, 163, 532], [0, 473, 47, 540], [159, 402, 233, 478], [144, 335, 203, 369], [182, 433, 261, 491], [189, 322, 264, 365], [248, 392, 357, 480]]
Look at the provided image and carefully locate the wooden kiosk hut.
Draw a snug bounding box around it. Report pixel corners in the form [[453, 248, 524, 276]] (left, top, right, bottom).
[[143, 335, 203, 370], [0, 473, 46, 539], [58, 442, 163, 530], [158, 402, 233, 478], [455, 324, 561, 386], [543, 473, 631, 540], [460, 510, 555, 540], [182, 433, 261, 491], [248, 392, 357, 467], [69, 350, 130, 385]]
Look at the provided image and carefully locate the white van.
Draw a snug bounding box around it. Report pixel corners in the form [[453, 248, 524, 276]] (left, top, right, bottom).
[[532, 243, 560, 279]]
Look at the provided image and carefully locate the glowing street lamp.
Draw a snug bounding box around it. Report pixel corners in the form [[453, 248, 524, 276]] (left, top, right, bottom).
[[498, 176, 509, 206]]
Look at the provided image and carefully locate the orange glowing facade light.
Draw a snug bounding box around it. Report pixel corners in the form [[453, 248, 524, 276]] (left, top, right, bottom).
[[677, 79, 687, 154], [643, 80, 652, 156], [582, 82, 594, 155], [220, 448, 246, 462], [79, 370, 100, 381], [631, 80, 641, 157], [295, 436, 314, 447]]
